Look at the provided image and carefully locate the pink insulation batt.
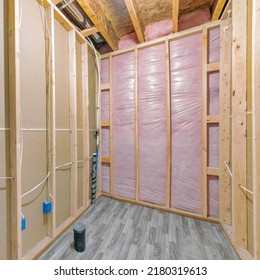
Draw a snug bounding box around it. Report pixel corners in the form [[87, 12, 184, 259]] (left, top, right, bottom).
[[112, 52, 136, 199], [118, 32, 138, 50], [102, 163, 110, 194], [207, 27, 220, 218], [138, 44, 167, 206], [101, 58, 110, 193], [178, 8, 211, 32], [144, 19, 173, 41], [101, 58, 109, 84], [170, 33, 203, 214]]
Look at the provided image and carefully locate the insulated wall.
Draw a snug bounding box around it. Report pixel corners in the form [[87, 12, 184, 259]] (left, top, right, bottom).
[[170, 34, 203, 214], [0, 0, 10, 260], [101, 22, 223, 221], [113, 52, 135, 199], [138, 45, 167, 205], [101, 58, 110, 194]]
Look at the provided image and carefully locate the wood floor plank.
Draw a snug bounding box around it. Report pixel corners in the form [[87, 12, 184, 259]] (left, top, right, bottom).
[[38, 197, 238, 260]]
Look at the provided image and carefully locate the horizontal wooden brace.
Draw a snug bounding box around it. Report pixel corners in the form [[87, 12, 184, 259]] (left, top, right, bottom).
[[207, 62, 220, 72], [81, 27, 99, 37], [207, 167, 220, 176], [101, 120, 110, 127], [101, 83, 110, 91], [102, 157, 110, 163], [207, 115, 220, 123]]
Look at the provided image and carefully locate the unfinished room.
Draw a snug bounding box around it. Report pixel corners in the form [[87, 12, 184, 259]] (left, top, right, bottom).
[[0, 0, 259, 261]]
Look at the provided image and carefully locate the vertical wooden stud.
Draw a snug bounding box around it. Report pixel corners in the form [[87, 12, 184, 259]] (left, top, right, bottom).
[[109, 55, 114, 196], [82, 43, 89, 208], [8, 0, 22, 260], [134, 48, 139, 202], [46, 5, 57, 238], [202, 28, 208, 217], [165, 39, 171, 209], [232, 0, 247, 249], [219, 19, 232, 224], [252, 0, 260, 260], [68, 30, 77, 217]]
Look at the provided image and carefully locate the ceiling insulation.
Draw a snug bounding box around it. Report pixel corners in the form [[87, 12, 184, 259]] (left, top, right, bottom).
[[179, 0, 213, 17], [137, 0, 172, 26], [96, 0, 134, 38]]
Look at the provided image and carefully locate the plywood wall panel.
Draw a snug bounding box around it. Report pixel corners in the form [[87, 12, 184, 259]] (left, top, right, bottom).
[[55, 20, 71, 227], [76, 41, 84, 210], [77, 131, 83, 209], [76, 41, 83, 129], [55, 20, 70, 129], [56, 132, 71, 227], [20, 0, 46, 129], [21, 132, 48, 256], [19, 0, 48, 257]]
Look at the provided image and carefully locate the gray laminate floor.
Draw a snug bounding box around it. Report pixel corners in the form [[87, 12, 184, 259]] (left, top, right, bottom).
[[39, 197, 238, 260]]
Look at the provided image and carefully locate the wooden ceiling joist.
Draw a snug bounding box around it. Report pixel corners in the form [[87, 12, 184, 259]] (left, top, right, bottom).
[[212, 0, 228, 21], [81, 26, 99, 37], [124, 0, 145, 43], [77, 0, 119, 50], [172, 0, 179, 33], [51, 0, 62, 4]]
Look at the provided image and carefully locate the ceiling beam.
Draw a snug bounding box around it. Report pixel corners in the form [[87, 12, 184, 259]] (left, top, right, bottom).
[[51, 0, 62, 4], [77, 0, 119, 50], [124, 0, 145, 42], [172, 0, 179, 33], [81, 26, 99, 37], [212, 0, 228, 21]]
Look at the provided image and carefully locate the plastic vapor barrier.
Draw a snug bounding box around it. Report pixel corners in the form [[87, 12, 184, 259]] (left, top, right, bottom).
[[208, 176, 219, 218], [170, 34, 203, 214], [101, 128, 110, 157], [101, 163, 110, 194], [101, 58, 110, 194], [138, 44, 167, 205], [178, 8, 211, 32], [101, 58, 109, 84], [101, 91, 110, 121], [118, 32, 138, 50], [209, 27, 220, 63], [112, 52, 136, 199], [207, 27, 220, 217], [144, 19, 173, 41]]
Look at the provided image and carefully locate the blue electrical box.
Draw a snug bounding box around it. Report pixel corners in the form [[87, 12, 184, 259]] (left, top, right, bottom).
[[21, 217, 26, 231], [43, 200, 52, 214]]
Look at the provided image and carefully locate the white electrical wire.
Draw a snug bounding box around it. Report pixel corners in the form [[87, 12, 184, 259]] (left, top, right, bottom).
[[0, 177, 14, 180], [224, 161, 233, 178], [239, 185, 254, 196], [21, 171, 51, 199], [56, 162, 73, 170], [86, 38, 101, 147], [18, 0, 23, 30], [0, 128, 10, 131], [60, 0, 75, 10]]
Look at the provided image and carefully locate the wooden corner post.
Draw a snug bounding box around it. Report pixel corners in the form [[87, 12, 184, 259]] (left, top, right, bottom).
[[232, 0, 248, 249]]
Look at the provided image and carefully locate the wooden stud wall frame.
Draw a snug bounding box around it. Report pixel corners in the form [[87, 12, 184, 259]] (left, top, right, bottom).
[[100, 19, 225, 225], [7, 0, 96, 260]]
